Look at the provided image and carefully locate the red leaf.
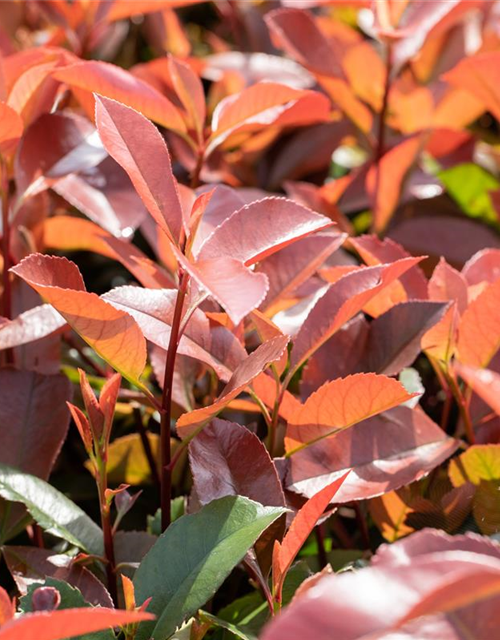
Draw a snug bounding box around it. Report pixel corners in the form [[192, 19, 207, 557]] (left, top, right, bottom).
[[273, 473, 349, 596], [262, 528, 500, 640], [462, 249, 500, 287], [189, 418, 286, 508], [207, 82, 330, 154], [444, 52, 500, 122], [455, 364, 500, 418], [0, 608, 154, 640], [366, 136, 423, 234], [428, 258, 468, 314], [14, 112, 106, 197], [197, 197, 333, 266], [0, 370, 72, 479], [286, 406, 459, 502], [3, 546, 113, 608], [457, 279, 500, 368], [290, 257, 424, 372], [0, 101, 23, 155], [173, 249, 269, 326], [389, 216, 500, 267], [0, 305, 66, 351], [11, 254, 147, 384], [301, 301, 449, 395], [102, 286, 246, 381], [285, 373, 416, 454], [54, 60, 186, 131], [168, 56, 205, 140], [177, 335, 290, 439], [258, 232, 346, 311], [95, 95, 184, 244]]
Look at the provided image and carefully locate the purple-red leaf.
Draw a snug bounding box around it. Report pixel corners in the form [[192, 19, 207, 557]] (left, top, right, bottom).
[[95, 95, 184, 244]]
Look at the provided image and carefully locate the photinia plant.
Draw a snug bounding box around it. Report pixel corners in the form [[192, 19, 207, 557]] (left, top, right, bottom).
[[1, 1, 500, 639]]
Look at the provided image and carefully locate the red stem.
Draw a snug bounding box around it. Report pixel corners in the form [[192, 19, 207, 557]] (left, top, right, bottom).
[[97, 465, 117, 605], [160, 271, 189, 532]]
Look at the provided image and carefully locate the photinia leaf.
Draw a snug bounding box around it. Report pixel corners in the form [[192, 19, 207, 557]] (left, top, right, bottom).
[[3, 546, 112, 607], [0, 305, 66, 351], [428, 258, 468, 314], [301, 301, 448, 395], [103, 285, 246, 381], [11, 254, 147, 385], [285, 373, 416, 454], [94, 95, 184, 244], [462, 249, 500, 288], [168, 56, 205, 140], [289, 257, 424, 373], [0, 464, 103, 554], [177, 335, 290, 439], [287, 406, 459, 502], [0, 608, 154, 640], [42, 217, 174, 290], [189, 419, 286, 508], [133, 496, 287, 640], [457, 278, 500, 368], [207, 82, 331, 154], [449, 444, 500, 488], [0, 370, 72, 479], [14, 112, 107, 197], [455, 363, 500, 419], [173, 249, 269, 326], [366, 136, 423, 234], [262, 528, 500, 640], [444, 52, 500, 122], [54, 60, 186, 132], [0, 100, 23, 155], [197, 197, 334, 265], [273, 474, 349, 597]]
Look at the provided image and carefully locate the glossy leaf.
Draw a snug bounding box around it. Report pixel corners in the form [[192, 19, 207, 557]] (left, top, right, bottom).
[[133, 496, 287, 640], [287, 407, 459, 502], [3, 546, 112, 607], [290, 258, 423, 373], [95, 95, 184, 244], [0, 464, 102, 554], [285, 373, 415, 454], [0, 370, 71, 479], [273, 474, 349, 596], [457, 279, 500, 368], [449, 445, 500, 487], [0, 608, 154, 640], [103, 285, 246, 381], [0, 100, 23, 155], [11, 254, 147, 384], [190, 419, 285, 508], [207, 82, 330, 154], [197, 197, 334, 265], [177, 335, 289, 439], [54, 60, 186, 131]]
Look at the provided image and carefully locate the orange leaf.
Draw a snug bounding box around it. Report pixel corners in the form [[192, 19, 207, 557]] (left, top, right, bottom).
[[0, 608, 154, 640], [0, 101, 23, 156], [457, 279, 500, 368], [444, 52, 500, 122], [285, 373, 416, 454], [273, 473, 349, 597], [366, 136, 422, 234], [54, 60, 186, 132], [11, 254, 146, 384], [177, 335, 289, 439]]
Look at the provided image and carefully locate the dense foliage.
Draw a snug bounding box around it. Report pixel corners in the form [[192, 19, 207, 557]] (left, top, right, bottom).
[[1, 1, 500, 638]]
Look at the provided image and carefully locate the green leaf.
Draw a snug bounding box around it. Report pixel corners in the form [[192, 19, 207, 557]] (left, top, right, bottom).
[[20, 578, 113, 640], [199, 611, 252, 640], [133, 496, 287, 640], [0, 464, 103, 555], [217, 592, 267, 640], [439, 163, 500, 226]]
